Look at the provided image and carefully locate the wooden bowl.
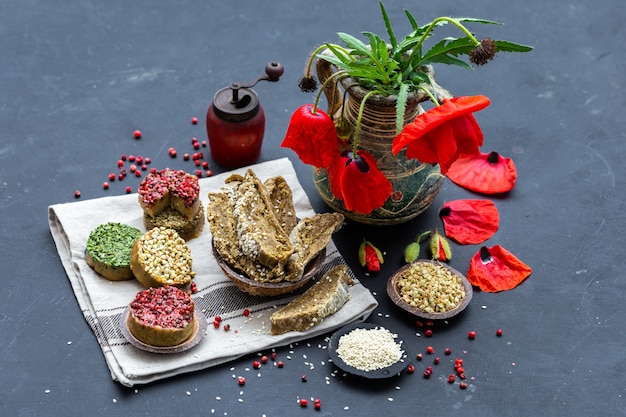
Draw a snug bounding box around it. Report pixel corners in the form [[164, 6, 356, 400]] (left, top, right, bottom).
[[386, 260, 472, 320], [212, 240, 326, 297]]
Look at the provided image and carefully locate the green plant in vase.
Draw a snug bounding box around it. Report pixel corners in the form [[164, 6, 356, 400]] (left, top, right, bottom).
[[282, 1, 532, 221]]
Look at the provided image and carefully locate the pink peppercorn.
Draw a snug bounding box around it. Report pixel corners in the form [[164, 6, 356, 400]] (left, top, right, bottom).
[[301, 374, 307, 382], [120, 154, 127, 161], [108, 173, 116, 181], [424, 329, 433, 337], [407, 364, 415, 374], [448, 374, 456, 383], [277, 361, 284, 368], [314, 399, 321, 410], [252, 360, 261, 369], [193, 141, 200, 150], [135, 170, 141, 177], [117, 160, 124, 167], [238, 376, 245, 386], [468, 331, 476, 340], [243, 309, 250, 317], [223, 324, 231, 331], [433, 357, 440, 365], [125, 186, 132, 194], [496, 328, 503, 337], [103, 182, 109, 190], [133, 130, 141, 139], [445, 348, 451, 355], [183, 153, 190, 161], [459, 382, 468, 389], [299, 399, 308, 407], [426, 346, 434, 354], [270, 352, 276, 361], [191, 117, 198, 124], [74, 190, 81, 198], [261, 355, 268, 364]]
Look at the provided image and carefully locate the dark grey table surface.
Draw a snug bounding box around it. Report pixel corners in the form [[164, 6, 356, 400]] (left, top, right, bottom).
[[2, 0, 625, 416]]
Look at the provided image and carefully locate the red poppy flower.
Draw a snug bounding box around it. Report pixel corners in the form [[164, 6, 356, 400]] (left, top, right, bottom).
[[467, 245, 532, 292], [439, 199, 499, 244], [281, 104, 339, 168], [391, 96, 490, 174], [327, 150, 393, 214], [446, 151, 517, 194]]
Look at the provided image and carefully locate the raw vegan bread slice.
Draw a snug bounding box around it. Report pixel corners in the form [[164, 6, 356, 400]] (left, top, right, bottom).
[[264, 176, 297, 235], [232, 169, 294, 267], [207, 190, 287, 282], [270, 265, 353, 335], [283, 212, 345, 282]]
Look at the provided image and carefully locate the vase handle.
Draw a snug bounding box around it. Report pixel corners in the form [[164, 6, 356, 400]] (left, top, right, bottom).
[[315, 48, 344, 117]]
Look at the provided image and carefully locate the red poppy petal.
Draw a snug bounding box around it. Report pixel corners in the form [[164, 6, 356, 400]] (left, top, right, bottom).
[[392, 95, 490, 155], [365, 245, 381, 272], [326, 153, 350, 200], [338, 151, 392, 214], [449, 114, 484, 154], [467, 245, 532, 292], [404, 123, 458, 167], [281, 104, 339, 168], [440, 199, 499, 244], [447, 151, 517, 194]]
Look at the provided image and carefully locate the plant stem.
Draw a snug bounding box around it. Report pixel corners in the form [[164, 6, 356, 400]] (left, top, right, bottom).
[[353, 89, 384, 154], [304, 43, 351, 78], [415, 85, 440, 105], [312, 70, 348, 113], [409, 17, 482, 62]]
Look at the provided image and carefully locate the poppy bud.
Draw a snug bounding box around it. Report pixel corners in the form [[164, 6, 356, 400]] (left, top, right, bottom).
[[404, 242, 421, 263], [430, 230, 452, 262], [359, 240, 384, 272], [334, 117, 353, 142], [403, 231, 431, 263]]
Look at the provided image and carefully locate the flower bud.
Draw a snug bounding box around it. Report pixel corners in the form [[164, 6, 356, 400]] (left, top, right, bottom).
[[430, 230, 452, 262], [404, 241, 421, 263], [359, 240, 384, 272]]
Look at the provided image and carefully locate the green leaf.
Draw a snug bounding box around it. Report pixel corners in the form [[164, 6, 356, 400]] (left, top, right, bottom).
[[404, 9, 419, 31], [494, 40, 534, 53], [418, 37, 476, 69], [379, 1, 397, 49], [395, 83, 409, 135], [453, 17, 503, 25], [337, 32, 373, 57]]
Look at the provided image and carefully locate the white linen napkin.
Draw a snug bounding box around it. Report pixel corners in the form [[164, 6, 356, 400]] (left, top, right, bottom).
[[48, 158, 378, 387]]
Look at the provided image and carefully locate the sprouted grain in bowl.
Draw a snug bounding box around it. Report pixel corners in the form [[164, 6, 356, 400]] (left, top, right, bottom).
[[397, 262, 465, 313], [336, 327, 404, 371]]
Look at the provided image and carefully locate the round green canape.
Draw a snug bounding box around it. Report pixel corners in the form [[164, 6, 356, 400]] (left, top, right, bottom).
[[85, 222, 142, 281]]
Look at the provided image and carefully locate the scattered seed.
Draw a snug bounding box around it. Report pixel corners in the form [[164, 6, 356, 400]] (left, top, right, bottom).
[[468, 331, 476, 340], [407, 364, 415, 374], [74, 190, 81, 198], [496, 328, 503, 337], [191, 117, 198, 124], [103, 182, 109, 190], [133, 130, 142, 139]]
